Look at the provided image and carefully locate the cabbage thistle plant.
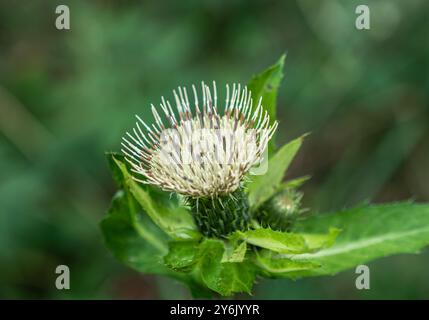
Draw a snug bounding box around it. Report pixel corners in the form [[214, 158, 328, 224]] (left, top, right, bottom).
[[102, 55, 429, 297]]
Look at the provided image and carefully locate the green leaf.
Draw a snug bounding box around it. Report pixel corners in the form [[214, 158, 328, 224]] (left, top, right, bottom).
[[111, 155, 199, 240], [300, 227, 341, 251], [282, 175, 311, 189], [105, 152, 131, 187], [102, 190, 210, 295], [198, 239, 256, 296], [236, 228, 308, 254], [247, 134, 307, 208], [164, 241, 200, 272], [101, 190, 171, 274], [254, 249, 320, 277], [248, 54, 286, 127], [164, 239, 253, 295], [286, 202, 429, 277], [222, 241, 247, 263]]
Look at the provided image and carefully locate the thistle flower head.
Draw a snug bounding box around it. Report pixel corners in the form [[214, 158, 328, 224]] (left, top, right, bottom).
[[122, 82, 278, 198]]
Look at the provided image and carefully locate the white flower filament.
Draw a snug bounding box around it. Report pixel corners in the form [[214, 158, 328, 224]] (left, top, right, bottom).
[[121, 82, 278, 198]]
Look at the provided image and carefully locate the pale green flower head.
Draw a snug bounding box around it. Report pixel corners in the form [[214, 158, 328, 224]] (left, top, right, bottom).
[[121, 82, 277, 199]]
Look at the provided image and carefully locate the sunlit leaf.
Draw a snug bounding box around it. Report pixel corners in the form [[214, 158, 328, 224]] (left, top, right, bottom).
[[248, 54, 286, 127], [300, 227, 341, 251], [248, 54, 286, 152], [164, 241, 200, 272], [102, 190, 209, 296], [222, 241, 247, 263], [235, 228, 308, 254], [198, 239, 256, 296], [281, 175, 311, 189], [247, 134, 307, 208], [254, 249, 319, 277], [101, 190, 171, 274], [285, 202, 429, 277], [111, 155, 199, 240]]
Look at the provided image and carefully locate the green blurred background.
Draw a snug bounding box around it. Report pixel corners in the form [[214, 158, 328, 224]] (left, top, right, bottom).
[[1, 0, 428, 299]]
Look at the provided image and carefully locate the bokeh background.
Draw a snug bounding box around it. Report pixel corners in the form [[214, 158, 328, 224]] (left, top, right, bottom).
[[1, 0, 428, 299]]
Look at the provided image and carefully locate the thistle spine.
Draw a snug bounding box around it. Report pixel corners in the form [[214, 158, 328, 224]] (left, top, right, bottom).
[[187, 188, 250, 238]]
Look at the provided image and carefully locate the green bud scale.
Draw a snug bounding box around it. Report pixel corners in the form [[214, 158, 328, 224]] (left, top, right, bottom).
[[187, 188, 251, 238], [254, 188, 303, 232]]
